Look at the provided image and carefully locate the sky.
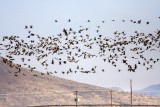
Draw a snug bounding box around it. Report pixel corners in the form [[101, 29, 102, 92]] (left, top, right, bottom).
[[0, 0, 160, 91]]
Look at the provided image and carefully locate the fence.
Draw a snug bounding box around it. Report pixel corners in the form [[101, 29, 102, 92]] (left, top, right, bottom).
[[0, 90, 160, 107], [28, 104, 160, 107]]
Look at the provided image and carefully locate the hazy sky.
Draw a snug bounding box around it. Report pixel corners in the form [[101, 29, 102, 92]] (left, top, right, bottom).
[[0, 0, 160, 91]]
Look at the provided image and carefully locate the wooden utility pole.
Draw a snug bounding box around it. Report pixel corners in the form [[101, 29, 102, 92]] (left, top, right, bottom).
[[109, 89, 113, 107], [130, 79, 132, 107], [74, 90, 78, 107]]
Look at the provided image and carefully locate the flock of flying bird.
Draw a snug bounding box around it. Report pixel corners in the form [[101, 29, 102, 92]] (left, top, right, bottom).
[[0, 18, 160, 77]]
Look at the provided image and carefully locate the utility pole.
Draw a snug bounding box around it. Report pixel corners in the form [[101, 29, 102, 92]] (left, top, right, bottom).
[[130, 79, 132, 107], [109, 89, 113, 107], [74, 90, 78, 107]]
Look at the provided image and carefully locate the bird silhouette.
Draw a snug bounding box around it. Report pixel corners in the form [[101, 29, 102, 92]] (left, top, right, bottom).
[[0, 18, 160, 76]]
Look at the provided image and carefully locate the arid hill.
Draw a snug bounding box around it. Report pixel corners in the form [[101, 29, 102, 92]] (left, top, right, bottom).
[[0, 57, 160, 107]]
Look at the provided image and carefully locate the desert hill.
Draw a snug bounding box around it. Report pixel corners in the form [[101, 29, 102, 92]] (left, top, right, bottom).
[[0, 57, 160, 107], [135, 84, 160, 96]]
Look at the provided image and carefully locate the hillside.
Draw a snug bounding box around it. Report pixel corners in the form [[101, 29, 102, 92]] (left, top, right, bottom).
[[135, 84, 160, 96], [0, 57, 160, 107]]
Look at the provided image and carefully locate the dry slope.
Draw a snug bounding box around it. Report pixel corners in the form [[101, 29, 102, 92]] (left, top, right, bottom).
[[0, 57, 160, 107]]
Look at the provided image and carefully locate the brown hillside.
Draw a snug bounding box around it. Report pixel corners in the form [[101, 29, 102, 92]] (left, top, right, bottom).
[[0, 57, 160, 107]]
